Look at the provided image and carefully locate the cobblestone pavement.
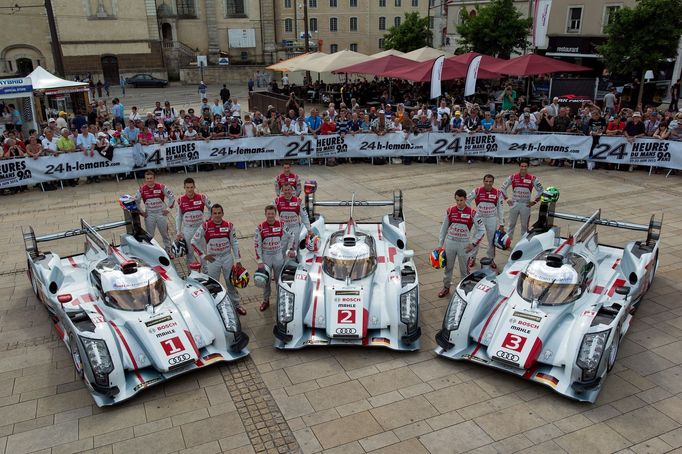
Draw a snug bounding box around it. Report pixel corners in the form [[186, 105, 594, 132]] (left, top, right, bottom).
[[0, 161, 681, 453]]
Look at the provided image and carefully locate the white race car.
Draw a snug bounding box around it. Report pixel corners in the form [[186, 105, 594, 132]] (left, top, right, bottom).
[[273, 192, 421, 350], [24, 201, 249, 406], [435, 200, 661, 402]]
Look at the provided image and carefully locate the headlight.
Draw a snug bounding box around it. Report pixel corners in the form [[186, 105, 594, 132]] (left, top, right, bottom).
[[576, 329, 610, 380], [444, 292, 467, 331], [80, 337, 114, 386], [217, 296, 241, 333], [278, 287, 295, 324], [400, 287, 419, 332]]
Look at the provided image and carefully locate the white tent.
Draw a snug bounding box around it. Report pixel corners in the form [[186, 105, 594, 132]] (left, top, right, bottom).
[[299, 50, 369, 73], [403, 46, 445, 62], [267, 52, 328, 72], [366, 49, 405, 60], [27, 66, 88, 93]]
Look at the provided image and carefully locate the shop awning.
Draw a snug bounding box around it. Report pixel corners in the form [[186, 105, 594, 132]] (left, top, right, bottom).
[[27, 66, 88, 94]]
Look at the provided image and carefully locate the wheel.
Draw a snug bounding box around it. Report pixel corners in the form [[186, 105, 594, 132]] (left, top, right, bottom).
[[69, 334, 85, 379], [648, 250, 659, 287], [607, 325, 621, 372]]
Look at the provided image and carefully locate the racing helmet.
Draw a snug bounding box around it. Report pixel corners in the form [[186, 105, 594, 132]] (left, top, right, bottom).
[[119, 194, 138, 212], [306, 234, 321, 252], [430, 247, 446, 269], [304, 179, 318, 195], [494, 230, 512, 250], [540, 186, 560, 203], [172, 239, 187, 257], [230, 264, 250, 288], [253, 264, 272, 289]]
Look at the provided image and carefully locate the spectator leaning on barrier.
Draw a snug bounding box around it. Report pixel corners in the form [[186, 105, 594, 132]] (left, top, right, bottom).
[[669, 114, 682, 140]]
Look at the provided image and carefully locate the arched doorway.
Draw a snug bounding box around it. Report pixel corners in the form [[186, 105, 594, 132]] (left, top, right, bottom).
[[16, 58, 33, 76], [161, 23, 173, 43], [101, 55, 120, 83]]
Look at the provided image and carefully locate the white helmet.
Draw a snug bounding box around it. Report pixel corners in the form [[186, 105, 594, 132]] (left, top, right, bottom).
[[254, 264, 272, 288]]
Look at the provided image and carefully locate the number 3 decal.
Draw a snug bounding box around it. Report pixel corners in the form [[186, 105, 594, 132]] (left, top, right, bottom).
[[502, 333, 526, 352], [337, 309, 355, 324]]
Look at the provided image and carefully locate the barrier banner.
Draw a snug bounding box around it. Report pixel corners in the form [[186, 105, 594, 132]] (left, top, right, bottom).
[[3, 133, 680, 188]]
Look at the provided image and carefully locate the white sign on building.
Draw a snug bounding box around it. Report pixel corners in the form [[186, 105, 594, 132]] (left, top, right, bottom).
[[228, 29, 256, 48]]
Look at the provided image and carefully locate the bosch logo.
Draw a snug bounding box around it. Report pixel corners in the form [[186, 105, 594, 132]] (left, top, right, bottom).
[[517, 320, 540, 329], [168, 353, 191, 365], [335, 328, 357, 335], [495, 351, 520, 362]]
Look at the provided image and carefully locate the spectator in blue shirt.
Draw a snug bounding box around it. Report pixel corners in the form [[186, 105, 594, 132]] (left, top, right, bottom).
[[306, 109, 322, 137], [480, 111, 494, 132]]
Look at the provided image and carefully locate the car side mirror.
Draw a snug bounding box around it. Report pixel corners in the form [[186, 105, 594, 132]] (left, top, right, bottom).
[[615, 285, 630, 296], [402, 250, 414, 261]]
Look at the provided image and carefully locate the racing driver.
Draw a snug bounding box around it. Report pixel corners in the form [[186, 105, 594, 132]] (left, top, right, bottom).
[[254, 205, 296, 312], [275, 183, 311, 243], [438, 189, 485, 298], [135, 170, 175, 254], [500, 159, 544, 240], [175, 177, 212, 265], [274, 161, 302, 196], [191, 204, 247, 315], [467, 174, 505, 269]]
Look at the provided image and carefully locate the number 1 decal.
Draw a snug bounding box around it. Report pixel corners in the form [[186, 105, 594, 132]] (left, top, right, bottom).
[[337, 309, 356, 324], [161, 336, 185, 355], [501, 333, 526, 352]]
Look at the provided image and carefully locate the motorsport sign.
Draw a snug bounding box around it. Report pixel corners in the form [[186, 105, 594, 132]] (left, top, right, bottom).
[[4, 133, 681, 188]]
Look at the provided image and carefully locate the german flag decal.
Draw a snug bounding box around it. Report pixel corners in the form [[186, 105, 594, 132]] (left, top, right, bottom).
[[535, 372, 559, 388]]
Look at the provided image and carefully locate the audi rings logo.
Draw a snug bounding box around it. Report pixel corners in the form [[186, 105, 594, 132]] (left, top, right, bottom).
[[335, 327, 357, 335], [495, 350, 520, 362], [168, 353, 191, 365]]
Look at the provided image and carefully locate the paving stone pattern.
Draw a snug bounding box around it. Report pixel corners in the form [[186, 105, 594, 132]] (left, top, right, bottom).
[[0, 159, 681, 453]]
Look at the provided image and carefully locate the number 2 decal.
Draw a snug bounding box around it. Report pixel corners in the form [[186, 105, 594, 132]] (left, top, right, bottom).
[[337, 309, 355, 324], [161, 336, 185, 355], [501, 333, 526, 352]]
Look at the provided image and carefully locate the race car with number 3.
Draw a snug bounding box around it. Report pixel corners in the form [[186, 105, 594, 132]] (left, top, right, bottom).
[[273, 191, 421, 350], [23, 199, 249, 406], [435, 195, 661, 402]]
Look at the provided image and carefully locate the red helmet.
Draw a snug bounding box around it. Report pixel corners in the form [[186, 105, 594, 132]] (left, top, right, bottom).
[[430, 247, 446, 269], [304, 179, 317, 195], [230, 264, 250, 288]]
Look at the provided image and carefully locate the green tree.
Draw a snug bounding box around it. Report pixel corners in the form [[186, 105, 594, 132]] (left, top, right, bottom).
[[598, 0, 682, 106], [383, 12, 432, 53], [456, 0, 532, 59]]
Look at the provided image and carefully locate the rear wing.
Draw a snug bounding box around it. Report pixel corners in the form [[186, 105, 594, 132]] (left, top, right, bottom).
[[305, 190, 404, 223], [532, 201, 662, 247]]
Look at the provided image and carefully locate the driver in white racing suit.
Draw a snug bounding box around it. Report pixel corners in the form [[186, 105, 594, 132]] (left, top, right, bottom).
[[175, 177, 211, 265], [255, 205, 296, 312], [275, 183, 311, 245], [191, 204, 246, 315], [135, 170, 175, 253], [500, 159, 544, 240], [438, 189, 485, 298], [467, 174, 505, 269]]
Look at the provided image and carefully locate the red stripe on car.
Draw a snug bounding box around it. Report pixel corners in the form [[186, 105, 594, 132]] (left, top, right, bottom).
[[471, 291, 513, 357], [184, 330, 204, 367], [109, 321, 144, 384]]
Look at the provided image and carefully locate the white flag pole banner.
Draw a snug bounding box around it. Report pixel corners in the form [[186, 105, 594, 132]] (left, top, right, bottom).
[[464, 55, 482, 97], [430, 55, 445, 100], [533, 0, 552, 49], [1, 133, 680, 188]]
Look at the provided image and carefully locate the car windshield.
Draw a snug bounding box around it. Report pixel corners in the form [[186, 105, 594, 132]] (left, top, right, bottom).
[[517, 273, 579, 306], [105, 278, 166, 311], [323, 232, 376, 281]]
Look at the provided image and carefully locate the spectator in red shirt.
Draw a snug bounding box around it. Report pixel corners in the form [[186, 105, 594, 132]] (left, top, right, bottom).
[[605, 115, 626, 135], [320, 115, 336, 135]]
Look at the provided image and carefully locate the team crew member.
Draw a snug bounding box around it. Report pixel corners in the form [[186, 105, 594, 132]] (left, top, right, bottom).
[[438, 189, 485, 298], [255, 205, 296, 312], [500, 160, 544, 240], [175, 177, 212, 265], [191, 204, 247, 315], [135, 170, 175, 253], [275, 183, 311, 243], [467, 174, 505, 268], [274, 161, 302, 196]]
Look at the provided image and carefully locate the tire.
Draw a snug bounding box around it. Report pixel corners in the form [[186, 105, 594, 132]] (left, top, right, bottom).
[[607, 325, 621, 372], [648, 250, 659, 286]]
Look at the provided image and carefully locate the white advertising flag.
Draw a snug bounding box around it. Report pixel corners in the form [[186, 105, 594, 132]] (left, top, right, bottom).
[[430, 55, 445, 99], [464, 55, 482, 97], [533, 0, 552, 49]]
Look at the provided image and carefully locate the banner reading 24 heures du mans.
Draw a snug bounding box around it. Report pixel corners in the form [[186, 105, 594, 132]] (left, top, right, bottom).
[[1, 133, 679, 188]]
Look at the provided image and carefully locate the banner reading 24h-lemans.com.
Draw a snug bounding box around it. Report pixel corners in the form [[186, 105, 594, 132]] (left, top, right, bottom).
[[1, 133, 679, 188]]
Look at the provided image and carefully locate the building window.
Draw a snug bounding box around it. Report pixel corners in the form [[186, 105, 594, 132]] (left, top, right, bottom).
[[378, 38, 385, 49], [379, 16, 386, 30], [284, 18, 293, 32], [310, 17, 318, 31], [411, 0, 417, 6], [309, 0, 317, 7], [394, 16, 401, 27], [379, 0, 385, 7], [176, 0, 197, 17], [330, 44, 338, 53], [330, 0, 337, 6], [330, 17, 338, 31], [284, 0, 292, 7], [226, 0, 246, 17], [429, 15, 434, 28], [350, 0, 357, 6], [566, 6, 582, 33], [350, 16, 358, 31], [394, 0, 401, 6], [350, 43, 358, 51], [602, 5, 620, 32]]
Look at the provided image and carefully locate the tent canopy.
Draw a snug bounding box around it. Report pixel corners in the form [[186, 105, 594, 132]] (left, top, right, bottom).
[[299, 50, 369, 73], [486, 54, 590, 76], [382, 57, 499, 82], [447, 52, 507, 72], [403, 47, 446, 62], [333, 55, 420, 76], [28, 66, 88, 91], [266, 52, 328, 72], [366, 49, 405, 60]]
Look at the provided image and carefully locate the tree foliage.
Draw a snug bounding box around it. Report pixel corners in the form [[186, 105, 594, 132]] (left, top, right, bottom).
[[455, 0, 532, 58], [384, 12, 432, 53], [598, 0, 682, 77]]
